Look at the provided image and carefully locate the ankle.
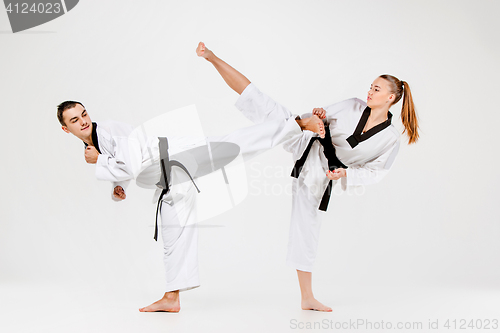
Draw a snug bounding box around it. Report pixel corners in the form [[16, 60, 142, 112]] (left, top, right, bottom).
[[164, 290, 179, 300], [296, 117, 307, 131], [206, 51, 219, 66], [301, 293, 315, 301]]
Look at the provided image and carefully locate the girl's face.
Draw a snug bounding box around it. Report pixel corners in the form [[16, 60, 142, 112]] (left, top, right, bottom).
[[367, 77, 395, 109]]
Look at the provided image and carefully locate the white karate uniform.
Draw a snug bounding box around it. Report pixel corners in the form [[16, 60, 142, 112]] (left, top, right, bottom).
[[283, 98, 400, 272], [91, 83, 302, 292]]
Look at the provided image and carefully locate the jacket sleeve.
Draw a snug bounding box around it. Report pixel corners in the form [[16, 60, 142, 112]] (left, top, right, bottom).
[[95, 123, 145, 183], [345, 140, 400, 186], [282, 113, 315, 161], [324, 98, 361, 123], [283, 98, 357, 161]]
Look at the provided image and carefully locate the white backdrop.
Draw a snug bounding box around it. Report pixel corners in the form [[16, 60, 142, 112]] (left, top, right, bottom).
[[1, 0, 499, 332]]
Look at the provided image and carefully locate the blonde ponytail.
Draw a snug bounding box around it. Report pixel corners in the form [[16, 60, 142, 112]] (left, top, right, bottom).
[[400, 81, 419, 144]]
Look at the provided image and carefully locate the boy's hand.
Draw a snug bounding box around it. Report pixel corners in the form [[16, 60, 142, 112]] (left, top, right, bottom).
[[113, 186, 126, 200], [85, 146, 99, 164]]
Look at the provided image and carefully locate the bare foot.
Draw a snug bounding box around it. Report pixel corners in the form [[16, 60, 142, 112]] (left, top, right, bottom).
[[297, 115, 325, 138], [196, 42, 214, 61], [139, 291, 180, 312], [301, 297, 332, 312]]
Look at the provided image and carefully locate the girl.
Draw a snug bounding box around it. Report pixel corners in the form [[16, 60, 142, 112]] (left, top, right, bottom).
[[197, 42, 419, 312]]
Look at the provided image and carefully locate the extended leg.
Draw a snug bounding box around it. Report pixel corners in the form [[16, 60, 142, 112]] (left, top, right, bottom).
[[197, 42, 325, 137], [196, 42, 250, 95]]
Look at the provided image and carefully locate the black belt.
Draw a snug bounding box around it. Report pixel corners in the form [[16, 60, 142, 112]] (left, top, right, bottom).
[[291, 126, 347, 211], [154, 137, 200, 241]]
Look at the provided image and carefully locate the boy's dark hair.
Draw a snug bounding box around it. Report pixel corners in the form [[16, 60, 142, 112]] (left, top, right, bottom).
[[57, 101, 85, 126]]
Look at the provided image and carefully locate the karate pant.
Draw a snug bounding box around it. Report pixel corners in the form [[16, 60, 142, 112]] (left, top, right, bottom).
[[232, 84, 325, 273], [160, 181, 200, 292], [286, 178, 323, 272], [157, 83, 301, 292]]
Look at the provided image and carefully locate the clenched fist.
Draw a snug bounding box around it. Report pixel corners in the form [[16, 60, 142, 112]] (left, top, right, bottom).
[[113, 186, 126, 200], [85, 146, 99, 164]]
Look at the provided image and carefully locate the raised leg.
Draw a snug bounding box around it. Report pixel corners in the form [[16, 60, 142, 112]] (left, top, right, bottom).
[[197, 42, 325, 138], [196, 42, 250, 95]]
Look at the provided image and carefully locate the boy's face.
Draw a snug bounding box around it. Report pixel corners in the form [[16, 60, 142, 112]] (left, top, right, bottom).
[[61, 104, 93, 141]]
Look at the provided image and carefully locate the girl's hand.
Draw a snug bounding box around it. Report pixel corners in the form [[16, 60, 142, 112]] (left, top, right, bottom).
[[312, 108, 326, 119], [326, 168, 346, 180]]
